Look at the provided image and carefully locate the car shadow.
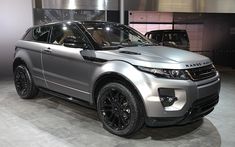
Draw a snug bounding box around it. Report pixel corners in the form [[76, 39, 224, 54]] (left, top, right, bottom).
[[32, 92, 221, 146], [132, 119, 203, 140]]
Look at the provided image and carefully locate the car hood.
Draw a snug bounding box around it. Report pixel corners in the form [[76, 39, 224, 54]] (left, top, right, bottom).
[[94, 46, 212, 69]]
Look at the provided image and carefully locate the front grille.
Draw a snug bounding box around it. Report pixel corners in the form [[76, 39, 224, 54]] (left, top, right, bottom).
[[186, 64, 217, 81]]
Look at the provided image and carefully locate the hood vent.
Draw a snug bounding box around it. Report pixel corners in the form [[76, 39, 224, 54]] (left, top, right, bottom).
[[119, 51, 141, 55]]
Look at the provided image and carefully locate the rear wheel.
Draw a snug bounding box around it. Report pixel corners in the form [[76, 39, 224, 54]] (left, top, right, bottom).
[[97, 82, 145, 136], [14, 65, 39, 99]]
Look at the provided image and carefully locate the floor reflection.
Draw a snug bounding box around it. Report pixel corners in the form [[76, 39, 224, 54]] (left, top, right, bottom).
[[34, 92, 222, 146], [0, 83, 221, 147]]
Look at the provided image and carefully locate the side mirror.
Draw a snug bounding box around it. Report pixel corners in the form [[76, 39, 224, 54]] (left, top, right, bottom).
[[64, 36, 86, 48]]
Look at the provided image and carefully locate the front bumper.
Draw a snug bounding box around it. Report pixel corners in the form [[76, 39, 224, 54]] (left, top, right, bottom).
[[137, 72, 220, 126], [145, 93, 219, 126]]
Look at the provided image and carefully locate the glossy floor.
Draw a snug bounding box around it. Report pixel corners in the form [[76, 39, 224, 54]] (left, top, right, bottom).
[[0, 69, 234, 147]]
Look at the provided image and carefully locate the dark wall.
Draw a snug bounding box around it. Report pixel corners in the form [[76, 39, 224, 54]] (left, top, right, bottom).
[[107, 11, 129, 25], [174, 13, 235, 68]]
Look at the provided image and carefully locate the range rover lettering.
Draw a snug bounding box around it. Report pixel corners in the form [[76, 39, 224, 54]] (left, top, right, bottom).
[[13, 21, 220, 136]]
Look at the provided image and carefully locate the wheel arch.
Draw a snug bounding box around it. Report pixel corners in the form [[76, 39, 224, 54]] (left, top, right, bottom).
[[13, 49, 34, 74], [13, 58, 27, 72], [92, 72, 146, 116]]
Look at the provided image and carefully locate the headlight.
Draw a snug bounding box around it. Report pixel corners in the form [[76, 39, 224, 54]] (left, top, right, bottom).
[[136, 66, 189, 80]]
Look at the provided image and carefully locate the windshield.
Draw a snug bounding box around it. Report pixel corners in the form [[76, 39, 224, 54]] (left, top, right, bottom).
[[83, 22, 153, 49]]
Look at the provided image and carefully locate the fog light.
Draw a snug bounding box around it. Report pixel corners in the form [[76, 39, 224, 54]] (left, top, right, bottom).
[[160, 96, 178, 107], [159, 88, 178, 107]]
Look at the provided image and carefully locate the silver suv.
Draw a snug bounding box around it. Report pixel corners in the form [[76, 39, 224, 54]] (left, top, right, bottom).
[[14, 21, 220, 136]]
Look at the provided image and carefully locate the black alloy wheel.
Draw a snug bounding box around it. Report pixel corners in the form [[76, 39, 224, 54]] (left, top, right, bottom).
[[97, 82, 145, 136], [100, 87, 131, 130], [14, 65, 38, 99]]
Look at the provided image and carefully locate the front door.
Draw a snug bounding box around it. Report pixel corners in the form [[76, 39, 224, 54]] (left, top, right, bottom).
[[42, 23, 92, 101]]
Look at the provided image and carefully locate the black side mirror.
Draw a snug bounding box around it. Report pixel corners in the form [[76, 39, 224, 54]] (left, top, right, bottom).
[[64, 36, 86, 48]]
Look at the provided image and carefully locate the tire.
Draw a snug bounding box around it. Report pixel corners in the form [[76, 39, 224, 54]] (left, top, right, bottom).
[[97, 82, 145, 137], [14, 65, 39, 99]]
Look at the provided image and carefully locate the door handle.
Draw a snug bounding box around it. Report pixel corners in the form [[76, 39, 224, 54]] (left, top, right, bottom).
[[43, 47, 52, 53]]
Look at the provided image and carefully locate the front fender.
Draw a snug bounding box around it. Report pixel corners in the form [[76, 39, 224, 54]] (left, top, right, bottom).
[[90, 60, 153, 105]]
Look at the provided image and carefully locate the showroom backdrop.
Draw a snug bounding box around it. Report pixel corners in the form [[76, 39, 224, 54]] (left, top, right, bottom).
[[1, 0, 235, 80], [0, 0, 33, 79], [33, 0, 235, 13]]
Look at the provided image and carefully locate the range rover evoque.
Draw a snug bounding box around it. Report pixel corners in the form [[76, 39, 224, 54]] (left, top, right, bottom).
[[14, 21, 220, 136]]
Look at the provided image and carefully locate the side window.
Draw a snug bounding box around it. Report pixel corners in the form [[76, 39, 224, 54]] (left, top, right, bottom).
[[33, 26, 51, 42], [50, 23, 90, 48], [163, 33, 171, 41], [155, 33, 162, 42], [23, 26, 50, 43], [151, 33, 155, 40], [50, 24, 66, 45]]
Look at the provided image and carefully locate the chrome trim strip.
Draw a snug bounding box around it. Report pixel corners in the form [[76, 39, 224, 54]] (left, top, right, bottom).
[[46, 80, 90, 95], [197, 78, 220, 89], [33, 75, 45, 81]]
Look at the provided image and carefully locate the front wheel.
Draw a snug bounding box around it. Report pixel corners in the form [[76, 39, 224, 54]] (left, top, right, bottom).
[[97, 82, 145, 136], [14, 65, 39, 99]]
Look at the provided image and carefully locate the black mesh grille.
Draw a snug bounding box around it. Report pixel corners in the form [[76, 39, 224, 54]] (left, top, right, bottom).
[[186, 64, 217, 81], [188, 94, 219, 120]]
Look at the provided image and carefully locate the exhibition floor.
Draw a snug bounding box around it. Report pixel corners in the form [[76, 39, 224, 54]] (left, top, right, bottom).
[[0, 68, 234, 147]]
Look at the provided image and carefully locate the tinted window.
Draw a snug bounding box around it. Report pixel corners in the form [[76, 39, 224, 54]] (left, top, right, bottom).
[[23, 26, 51, 43], [33, 26, 51, 42], [155, 33, 162, 42], [50, 23, 89, 47]]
